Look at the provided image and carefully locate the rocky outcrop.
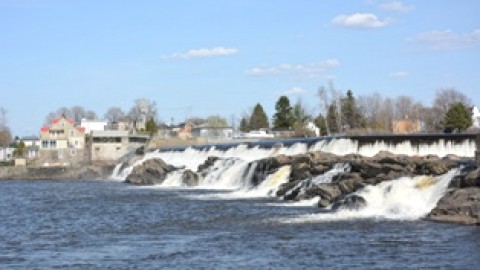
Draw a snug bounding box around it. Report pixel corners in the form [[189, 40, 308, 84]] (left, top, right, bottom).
[[428, 187, 480, 225], [125, 158, 177, 185]]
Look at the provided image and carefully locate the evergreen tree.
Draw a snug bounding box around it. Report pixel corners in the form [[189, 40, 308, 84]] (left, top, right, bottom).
[[249, 103, 269, 130], [327, 103, 339, 133], [239, 117, 250, 132], [444, 102, 472, 132], [292, 100, 311, 125], [341, 90, 365, 130], [273, 96, 294, 129]]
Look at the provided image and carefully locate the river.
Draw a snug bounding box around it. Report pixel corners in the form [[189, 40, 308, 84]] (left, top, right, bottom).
[[1, 179, 479, 269]]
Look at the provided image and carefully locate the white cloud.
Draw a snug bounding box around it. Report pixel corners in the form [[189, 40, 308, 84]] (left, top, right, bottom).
[[415, 29, 480, 50], [331, 13, 393, 29], [282, 87, 305, 95], [379, 1, 415, 12], [389, 71, 409, 78], [164, 47, 238, 59], [246, 59, 340, 77]]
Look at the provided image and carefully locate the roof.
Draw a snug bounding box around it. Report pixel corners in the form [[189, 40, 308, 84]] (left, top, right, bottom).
[[21, 136, 39, 141]]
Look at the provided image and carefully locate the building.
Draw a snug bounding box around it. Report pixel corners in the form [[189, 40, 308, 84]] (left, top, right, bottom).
[[39, 116, 86, 165], [472, 106, 480, 128], [80, 118, 108, 134], [0, 147, 15, 162], [87, 130, 149, 162], [191, 126, 234, 139], [392, 118, 421, 134], [20, 136, 40, 159]]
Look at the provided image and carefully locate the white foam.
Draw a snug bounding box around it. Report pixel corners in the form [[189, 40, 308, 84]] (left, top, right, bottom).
[[279, 169, 458, 223]]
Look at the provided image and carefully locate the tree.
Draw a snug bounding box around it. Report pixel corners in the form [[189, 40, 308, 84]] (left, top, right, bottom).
[[326, 103, 339, 134], [292, 99, 311, 125], [432, 88, 472, 131], [239, 117, 250, 132], [393, 96, 415, 120], [127, 98, 157, 122], [444, 102, 472, 132], [317, 86, 331, 135], [273, 96, 294, 129], [249, 103, 269, 130], [104, 107, 126, 123], [145, 117, 158, 136], [314, 114, 327, 136], [206, 115, 229, 128], [14, 141, 25, 157], [0, 108, 12, 147], [341, 90, 365, 130]]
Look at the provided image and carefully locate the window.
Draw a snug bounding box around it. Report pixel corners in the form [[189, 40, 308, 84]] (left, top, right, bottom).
[[42, 140, 49, 148], [74, 140, 79, 146], [70, 149, 76, 156], [70, 130, 74, 137], [49, 140, 57, 148]]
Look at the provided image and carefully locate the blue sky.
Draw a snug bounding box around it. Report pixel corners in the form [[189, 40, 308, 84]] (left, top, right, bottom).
[[1, 0, 479, 136]]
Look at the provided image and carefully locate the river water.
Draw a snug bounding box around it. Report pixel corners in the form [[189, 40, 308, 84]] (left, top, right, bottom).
[[0, 179, 479, 269]]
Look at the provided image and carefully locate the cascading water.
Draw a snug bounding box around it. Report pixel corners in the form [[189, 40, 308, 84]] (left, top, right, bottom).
[[281, 169, 458, 223]]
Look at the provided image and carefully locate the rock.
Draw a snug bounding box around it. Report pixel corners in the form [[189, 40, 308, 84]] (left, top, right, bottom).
[[416, 160, 450, 175], [198, 156, 220, 172], [125, 158, 176, 185], [338, 175, 365, 194], [428, 187, 480, 225], [182, 169, 199, 186], [290, 162, 312, 182], [450, 167, 480, 188], [331, 194, 367, 211], [276, 180, 301, 198], [314, 184, 342, 205]]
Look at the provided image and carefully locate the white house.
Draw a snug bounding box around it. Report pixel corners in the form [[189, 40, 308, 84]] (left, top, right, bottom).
[[0, 147, 15, 162], [80, 118, 108, 134], [472, 106, 480, 128]]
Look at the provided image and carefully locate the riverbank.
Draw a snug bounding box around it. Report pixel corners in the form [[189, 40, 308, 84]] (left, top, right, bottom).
[[0, 163, 116, 181]]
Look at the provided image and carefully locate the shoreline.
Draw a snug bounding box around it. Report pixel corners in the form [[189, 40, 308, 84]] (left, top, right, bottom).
[[0, 163, 116, 181]]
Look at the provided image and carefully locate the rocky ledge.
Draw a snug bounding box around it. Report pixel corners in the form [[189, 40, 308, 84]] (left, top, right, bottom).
[[0, 163, 116, 181], [124, 150, 479, 226]]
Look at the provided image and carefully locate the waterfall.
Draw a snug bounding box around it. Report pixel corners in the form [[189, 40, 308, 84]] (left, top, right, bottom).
[[281, 169, 458, 223]]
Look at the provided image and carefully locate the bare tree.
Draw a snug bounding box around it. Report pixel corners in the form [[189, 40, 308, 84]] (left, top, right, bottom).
[[357, 92, 383, 129], [317, 86, 331, 135], [394, 95, 415, 120], [127, 98, 158, 121], [104, 107, 126, 123], [431, 88, 472, 131]]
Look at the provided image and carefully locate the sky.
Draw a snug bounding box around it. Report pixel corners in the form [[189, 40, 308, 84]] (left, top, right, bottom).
[[1, 0, 479, 136]]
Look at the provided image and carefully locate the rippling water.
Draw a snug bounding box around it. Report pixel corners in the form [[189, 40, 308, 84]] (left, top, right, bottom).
[[0, 180, 479, 269]]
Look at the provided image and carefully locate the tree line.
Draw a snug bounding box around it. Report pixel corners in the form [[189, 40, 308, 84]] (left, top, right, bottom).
[[239, 87, 475, 136]]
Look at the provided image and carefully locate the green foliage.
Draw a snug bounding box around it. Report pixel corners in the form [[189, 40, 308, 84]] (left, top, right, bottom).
[[249, 103, 269, 130], [239, 117, 250, 132], [14, 141, 25, 157], [314, 114, 327, 136], [292, 100, 311, 125], [341, 90, 365, 129], [327, 103, 339, 134], [145, 117, 158, 136], [444, 102, 472, 132], [273, 96, 294, 129]]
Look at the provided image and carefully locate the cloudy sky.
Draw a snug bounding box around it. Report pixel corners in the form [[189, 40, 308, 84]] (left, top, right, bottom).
[[1, 0, 479, 136]]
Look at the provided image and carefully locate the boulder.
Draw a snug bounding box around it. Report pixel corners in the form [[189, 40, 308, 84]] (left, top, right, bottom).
[[331, 194, 367, 211], [198, 156, 220, 173], [428, 187, 480, 225], [182, 169, 199, 186], [125, 158, 176, 185]]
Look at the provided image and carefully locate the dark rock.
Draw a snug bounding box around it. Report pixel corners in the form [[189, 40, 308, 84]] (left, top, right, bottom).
[[126, 158, 176, 185], [276, 181, 301, 197], [428, 187, 480, 225], [198, 156, 220, 173], [182, 169, 199, 186], [416, 160, 450, 176], [315, 184, 342, 203], [331, 194, 367, 211], [450, 168, 480, 188], [338, 175, 365, 194], [135, 146, 145, 155]]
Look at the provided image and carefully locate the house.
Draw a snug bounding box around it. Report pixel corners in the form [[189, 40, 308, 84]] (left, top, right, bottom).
[[20, 136, 40, 159], [392, 118, 421, 134], [39, 116, 86, 165], [472, 106, 480, 128], [191, 126, 234, 139], [87, 130, 149, 162], [0, 147, 15, 162], [80, 118, 108, 134]]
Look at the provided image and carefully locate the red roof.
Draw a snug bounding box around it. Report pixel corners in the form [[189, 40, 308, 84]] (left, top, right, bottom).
[[41, 127, 49, 132], [52, 117, 74, 124], [76, 127, 86, 133]]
